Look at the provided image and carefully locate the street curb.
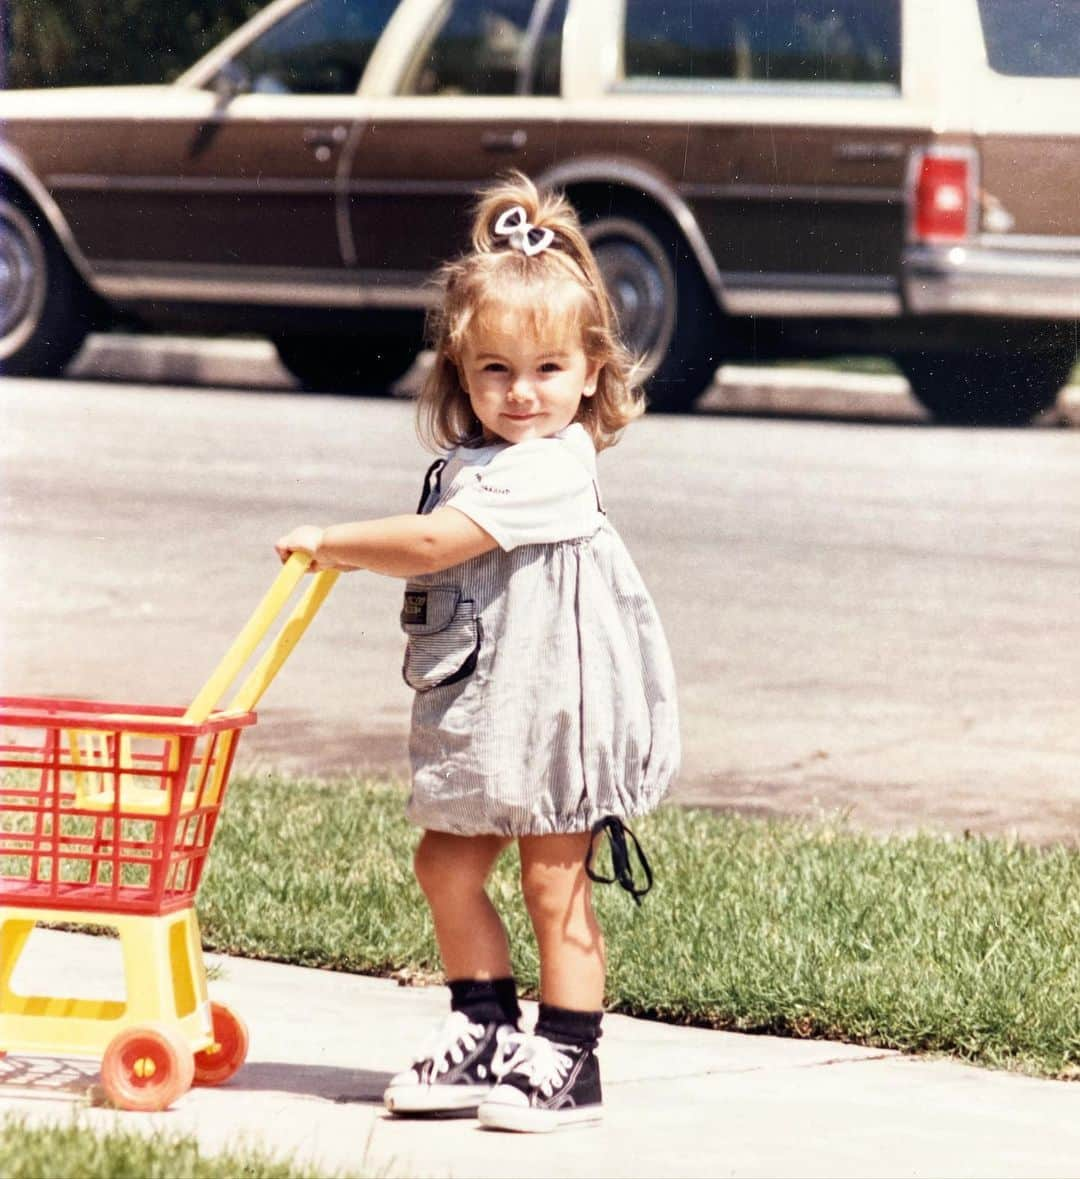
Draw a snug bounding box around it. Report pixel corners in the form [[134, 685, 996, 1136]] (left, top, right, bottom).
[[65, 332, 1080, 424]]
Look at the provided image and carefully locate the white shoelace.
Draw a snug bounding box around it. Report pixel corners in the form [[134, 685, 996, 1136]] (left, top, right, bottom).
[[414, 1010, 484, 1078], [493, 1033, 574, 1097]]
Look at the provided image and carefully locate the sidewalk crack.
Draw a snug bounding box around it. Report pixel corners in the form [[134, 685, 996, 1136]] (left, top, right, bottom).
[[610, 1052, 895, 1087]]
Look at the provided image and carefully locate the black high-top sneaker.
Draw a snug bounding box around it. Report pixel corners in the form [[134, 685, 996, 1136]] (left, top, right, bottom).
[[478, 1032, 603, 1132], [384, 1010, 516, 1115]]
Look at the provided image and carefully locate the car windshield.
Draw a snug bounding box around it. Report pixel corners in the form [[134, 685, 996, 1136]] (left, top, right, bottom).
[[977, 0, 1080, 77]]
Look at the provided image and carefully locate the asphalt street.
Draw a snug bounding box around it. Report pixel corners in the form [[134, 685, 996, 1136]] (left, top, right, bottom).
[[4, 340, 1080, 842]]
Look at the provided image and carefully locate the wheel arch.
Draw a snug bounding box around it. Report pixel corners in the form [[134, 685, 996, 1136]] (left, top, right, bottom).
[[0, 144, 98, 291], [535, 157, 727, 313]]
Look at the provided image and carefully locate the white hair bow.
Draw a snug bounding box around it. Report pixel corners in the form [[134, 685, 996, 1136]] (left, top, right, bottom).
[[493, 206, 555, 257]]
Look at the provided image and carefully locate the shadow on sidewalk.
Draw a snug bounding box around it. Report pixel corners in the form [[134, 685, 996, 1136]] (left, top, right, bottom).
[[231, 1062, 395, 1105], [0, 1054, 98, 1100], [0, 1054, 394, 1107]]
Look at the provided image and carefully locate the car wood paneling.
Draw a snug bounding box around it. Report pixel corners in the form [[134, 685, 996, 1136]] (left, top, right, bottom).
[[979, 135, 1080, 239], [344, 115, 561, 273], [13, 108, 349, 271], [683, 123, 920, 279]]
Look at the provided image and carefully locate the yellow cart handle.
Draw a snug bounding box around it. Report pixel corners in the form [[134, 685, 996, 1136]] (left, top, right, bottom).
[[183, 552, 339, 725]]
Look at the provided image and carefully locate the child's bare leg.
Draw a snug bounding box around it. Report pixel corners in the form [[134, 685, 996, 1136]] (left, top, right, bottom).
[[414, 830, 512, 979], [477, 831, 605, 1131], [386, 831, 517, 1115], [518, 831, 605, 1009]]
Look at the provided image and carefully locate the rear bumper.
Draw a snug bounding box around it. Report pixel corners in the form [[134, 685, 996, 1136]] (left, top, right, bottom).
[[903, 243, 1080, 319]]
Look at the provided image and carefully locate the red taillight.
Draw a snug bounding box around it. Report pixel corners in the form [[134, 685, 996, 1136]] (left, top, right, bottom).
[[912, 153, 974, 242]]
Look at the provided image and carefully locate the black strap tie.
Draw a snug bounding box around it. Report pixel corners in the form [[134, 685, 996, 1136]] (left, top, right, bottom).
[[415, 458, 447, 514], [585, 816, 654, 906]]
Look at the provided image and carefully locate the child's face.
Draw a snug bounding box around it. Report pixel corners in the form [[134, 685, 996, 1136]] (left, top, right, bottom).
[[458, 322, 600, 445]]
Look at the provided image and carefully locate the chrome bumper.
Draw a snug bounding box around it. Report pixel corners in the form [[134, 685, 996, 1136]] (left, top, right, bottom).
[[903, 243, 1080, 319]]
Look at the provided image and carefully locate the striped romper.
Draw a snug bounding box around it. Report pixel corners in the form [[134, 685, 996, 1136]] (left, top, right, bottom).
[[400, 423, 680, 838]]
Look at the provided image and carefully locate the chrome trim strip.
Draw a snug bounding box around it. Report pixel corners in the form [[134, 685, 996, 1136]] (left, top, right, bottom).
[[613, 79, 901, 100], [50, 175, 484, 198], [976, 233, 1080, 254], [50, 174, 339, 196], [720, 272, 901, 317], [94, 264, 436, 309], [343, 178, 480, 196], [903, 244, 1080, 319], [0, 145, 98, 288], [679, 181, 903, 205]]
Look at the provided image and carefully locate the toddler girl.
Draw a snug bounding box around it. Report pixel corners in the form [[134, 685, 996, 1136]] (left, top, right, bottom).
[[275, 174, 679, 1133]]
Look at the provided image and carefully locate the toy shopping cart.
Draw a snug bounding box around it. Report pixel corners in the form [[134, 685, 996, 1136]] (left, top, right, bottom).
[[0, 553, 336, 1111]]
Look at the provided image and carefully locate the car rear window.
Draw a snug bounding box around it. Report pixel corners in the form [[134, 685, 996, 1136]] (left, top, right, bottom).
[[622, 0, 900, 89], [977, 0, 1080, 77]]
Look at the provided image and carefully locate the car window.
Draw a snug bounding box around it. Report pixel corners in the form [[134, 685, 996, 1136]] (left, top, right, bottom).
[[402, 0, 568, 96], [225, 0, 400, 95], [622, 0, 900, 89], [978, 0, 1080, 77]]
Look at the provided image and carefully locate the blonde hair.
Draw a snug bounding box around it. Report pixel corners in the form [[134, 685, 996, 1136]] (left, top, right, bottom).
[[417, 172, 645, 453]]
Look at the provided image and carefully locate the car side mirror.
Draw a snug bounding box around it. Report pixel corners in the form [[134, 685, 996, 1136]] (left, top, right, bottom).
[[212, 60, 251, 101]]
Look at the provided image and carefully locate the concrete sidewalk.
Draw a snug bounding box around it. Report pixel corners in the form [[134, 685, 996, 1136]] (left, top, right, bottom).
[[64, 331, 1080, 426], [2, 929, 1079, 1178]]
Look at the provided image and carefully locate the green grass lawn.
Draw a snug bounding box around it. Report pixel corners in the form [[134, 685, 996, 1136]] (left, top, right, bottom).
[[195, 775, 1080, 1081], [0, 1115, 324, 1179], [3, 773, 1078, 1172]]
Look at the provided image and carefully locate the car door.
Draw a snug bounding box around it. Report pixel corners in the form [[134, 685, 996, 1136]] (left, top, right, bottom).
[[342, 0, 569, 289], [56, 0, 399, 307], [606, 0, 917, 318]]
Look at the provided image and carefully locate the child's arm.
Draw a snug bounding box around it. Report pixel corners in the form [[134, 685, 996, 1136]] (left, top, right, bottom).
[[275, 508, 498, 578]]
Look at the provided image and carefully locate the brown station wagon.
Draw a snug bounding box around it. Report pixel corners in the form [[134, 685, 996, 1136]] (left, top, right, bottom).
[[1, 0, 1079, 423]]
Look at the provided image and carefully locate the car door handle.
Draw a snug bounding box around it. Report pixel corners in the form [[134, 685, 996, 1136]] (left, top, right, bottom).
[[303, 125, 349, 162], [304, 125, 348, 151], [481, 129, 527, 153]]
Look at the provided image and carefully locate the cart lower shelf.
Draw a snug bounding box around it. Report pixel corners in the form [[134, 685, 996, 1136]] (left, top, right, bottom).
[[0, 905, 247, 1110]]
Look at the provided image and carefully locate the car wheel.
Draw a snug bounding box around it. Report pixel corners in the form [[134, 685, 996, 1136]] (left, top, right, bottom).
[[583, 213, 721, 413], [274, 314, 423, 393], [897, 346, 1076, 426], [0, 196, 91, 377]]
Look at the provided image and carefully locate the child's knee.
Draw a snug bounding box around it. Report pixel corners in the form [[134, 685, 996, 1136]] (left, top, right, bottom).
[[520, 859, 583, 928], [413, 837, 451, 899], [413, 832, 498, 901]]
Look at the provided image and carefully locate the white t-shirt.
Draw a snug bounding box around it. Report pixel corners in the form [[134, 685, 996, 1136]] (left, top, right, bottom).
[[438, 424, 602, 551]]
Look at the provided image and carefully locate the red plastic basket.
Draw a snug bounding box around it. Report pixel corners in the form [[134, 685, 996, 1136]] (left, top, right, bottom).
[[0, 696, 254, 915], [1, 553, 338, 917]]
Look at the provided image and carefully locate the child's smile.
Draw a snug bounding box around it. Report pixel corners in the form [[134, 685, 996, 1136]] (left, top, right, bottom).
[[459, 325, 600, 444]]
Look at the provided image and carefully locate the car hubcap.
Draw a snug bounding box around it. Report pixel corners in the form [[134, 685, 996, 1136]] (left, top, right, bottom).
[[587, 222, 677, 375], [0, 202, 46, 356]]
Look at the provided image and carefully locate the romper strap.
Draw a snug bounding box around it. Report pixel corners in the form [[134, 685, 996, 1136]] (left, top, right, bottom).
[[416, 458, 447, 514], [585, 816, 653, 905]]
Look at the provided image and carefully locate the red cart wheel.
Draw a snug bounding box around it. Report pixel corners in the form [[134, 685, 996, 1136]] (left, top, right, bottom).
[[101, 1023, 194, 1111], [192, 1001, 249, 1086]]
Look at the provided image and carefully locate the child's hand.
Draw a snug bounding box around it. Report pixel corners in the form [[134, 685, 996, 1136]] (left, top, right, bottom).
[[275, 526, 331, 570]]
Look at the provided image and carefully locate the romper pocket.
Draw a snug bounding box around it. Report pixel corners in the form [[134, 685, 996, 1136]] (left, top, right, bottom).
[[400, 585, 481, 692]]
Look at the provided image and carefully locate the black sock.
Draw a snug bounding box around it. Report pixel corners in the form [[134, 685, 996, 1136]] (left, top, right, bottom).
[[535, 1003, 603, 1051], [492, 976, 522, 1026], [448, 977, 521, 1026]]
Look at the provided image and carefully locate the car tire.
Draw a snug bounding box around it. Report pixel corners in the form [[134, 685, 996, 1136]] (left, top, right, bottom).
[[0, 196, 91, 377], [274, 314, 423, 393], [897, 346, 1076, 426], [582, 212, 721, 413]]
